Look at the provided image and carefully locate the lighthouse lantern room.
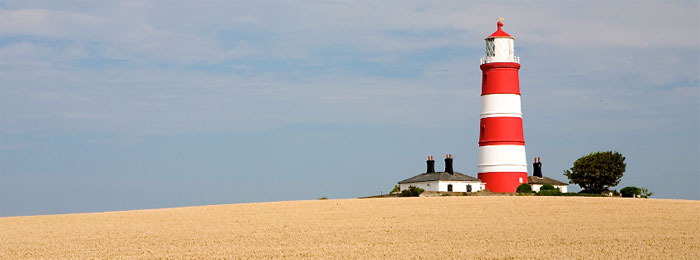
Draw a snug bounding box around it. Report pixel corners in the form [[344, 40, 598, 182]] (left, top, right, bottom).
[[477, 19, 528, 193]]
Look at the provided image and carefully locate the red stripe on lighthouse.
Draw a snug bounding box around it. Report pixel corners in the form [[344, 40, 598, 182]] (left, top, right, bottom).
[[478, 172, 528, 192], [481, 62, 521, 95], [478, 117, 525, 146]]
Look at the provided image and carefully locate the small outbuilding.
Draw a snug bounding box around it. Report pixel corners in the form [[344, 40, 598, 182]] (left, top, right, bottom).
[[398, 155, 485, 192]]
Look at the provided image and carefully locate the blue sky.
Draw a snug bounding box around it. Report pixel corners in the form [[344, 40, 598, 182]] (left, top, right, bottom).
[[1, 1, 698, 216]]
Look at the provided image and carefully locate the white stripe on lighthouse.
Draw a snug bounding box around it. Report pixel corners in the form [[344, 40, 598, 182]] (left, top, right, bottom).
[[478, 145, 527, 173], [479, 164, 528, 173], [480, 94, 522, 118]]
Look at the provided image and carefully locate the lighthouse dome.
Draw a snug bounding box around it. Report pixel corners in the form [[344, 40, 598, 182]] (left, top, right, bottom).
[[487, 20, 513, 39], [481, 19, 519, 64]]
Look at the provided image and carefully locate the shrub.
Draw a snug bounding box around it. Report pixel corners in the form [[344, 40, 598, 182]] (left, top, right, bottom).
[[560, 192, 606, 197], [640, 187, 653, 198], [516, 184, 532, 193], [318, 197, 328, 200], [390, 185, 400, 193], [539, 184, 556, 191], [399, 186, 425, 197], [620, 186, 641, 198], [537, 189, 562, 196]]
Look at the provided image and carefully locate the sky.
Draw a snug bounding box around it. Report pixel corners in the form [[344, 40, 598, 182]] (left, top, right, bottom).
[[1, 1, 698, 216]]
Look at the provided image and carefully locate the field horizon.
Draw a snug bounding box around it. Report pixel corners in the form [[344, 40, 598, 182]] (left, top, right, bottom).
[[2, 196, 699, 259], [3, 194, 698, 218]]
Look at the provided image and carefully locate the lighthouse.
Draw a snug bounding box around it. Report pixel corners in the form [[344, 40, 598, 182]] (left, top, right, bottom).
[[477, 19, 528, 193]]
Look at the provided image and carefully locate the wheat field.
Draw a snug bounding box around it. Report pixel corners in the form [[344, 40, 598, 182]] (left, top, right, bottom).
[[1, 196, 698, 259]]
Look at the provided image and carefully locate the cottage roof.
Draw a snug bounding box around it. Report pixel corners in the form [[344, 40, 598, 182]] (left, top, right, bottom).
[[398, 172, 481, 184], [527, 176, 568, 186]]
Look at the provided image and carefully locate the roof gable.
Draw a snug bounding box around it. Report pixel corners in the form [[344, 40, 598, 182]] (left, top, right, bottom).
[[527, 176, 568, 186]]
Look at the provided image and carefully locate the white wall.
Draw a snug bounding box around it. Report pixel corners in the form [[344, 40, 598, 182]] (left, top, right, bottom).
[[399, 181, 438, 192], [400, 181, 484, 193], [438, 181, 482, 192]]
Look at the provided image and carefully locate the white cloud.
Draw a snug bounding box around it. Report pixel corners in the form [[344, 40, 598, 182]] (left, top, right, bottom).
[[2, 1, 697, 68], [0, 9, 102, 37], [0, 1, 697, 137]]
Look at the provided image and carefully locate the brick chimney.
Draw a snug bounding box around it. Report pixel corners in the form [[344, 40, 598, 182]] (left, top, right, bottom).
[[426, 156, 435, 173], [444, 154, 454, 174], [533, 157, 542, 177]]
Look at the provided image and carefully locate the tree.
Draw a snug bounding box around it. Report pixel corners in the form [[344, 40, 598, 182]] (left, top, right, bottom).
[[516, 184, 532, 193], [640, 187, 653, 198], [564, 151, 626, 194], [620, 186, 641, 198]]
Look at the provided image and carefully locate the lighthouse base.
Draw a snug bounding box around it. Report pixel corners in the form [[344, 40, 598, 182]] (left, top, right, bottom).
[[478, 172, 528, 193]]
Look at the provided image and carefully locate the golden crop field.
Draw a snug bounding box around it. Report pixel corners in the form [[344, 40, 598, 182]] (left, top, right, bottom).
[[1, 196, 699, 259]]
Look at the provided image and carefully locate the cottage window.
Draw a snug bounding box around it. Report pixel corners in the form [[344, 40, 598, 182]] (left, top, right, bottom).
[[447, 184, 453, 192], [467, 185, 472, 192]]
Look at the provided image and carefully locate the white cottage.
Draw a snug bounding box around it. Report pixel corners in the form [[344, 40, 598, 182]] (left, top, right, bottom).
[[398, 155, 485, 192]]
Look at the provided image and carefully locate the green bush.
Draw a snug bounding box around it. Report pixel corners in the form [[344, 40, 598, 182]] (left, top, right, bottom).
[[539, 184, 556, 191], [390, 185, 400, 193], [640, 187, 653, 198], [399, 186, 425, 197], [516, 184, 532, 193], [560, 192, 606, 197], [515, 191, 607, 197], [620, 186, 641, 198], [537, 188, 562, 196]]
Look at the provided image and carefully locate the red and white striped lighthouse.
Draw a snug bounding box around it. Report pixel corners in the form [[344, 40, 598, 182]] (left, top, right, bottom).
[[477, 19, 528, 193]]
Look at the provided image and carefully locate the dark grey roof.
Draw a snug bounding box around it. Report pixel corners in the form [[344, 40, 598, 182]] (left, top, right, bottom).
[[398, 172, 481, 184], [528, 176, 568, 186]]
